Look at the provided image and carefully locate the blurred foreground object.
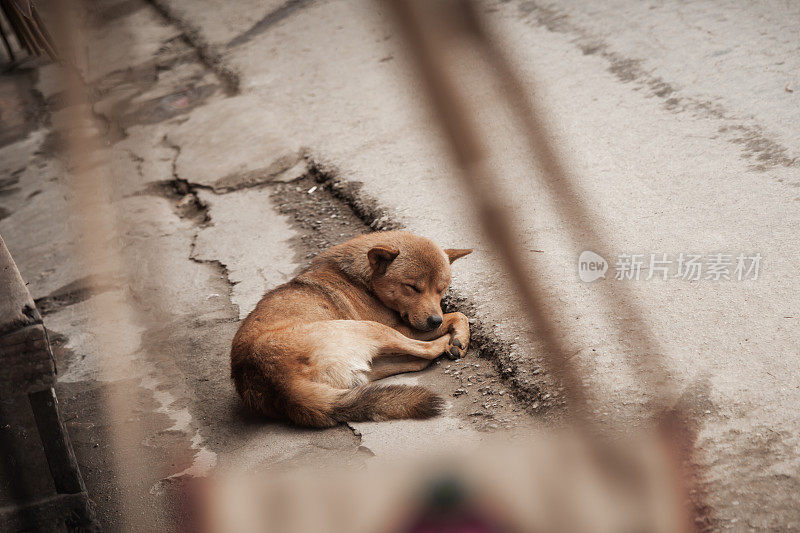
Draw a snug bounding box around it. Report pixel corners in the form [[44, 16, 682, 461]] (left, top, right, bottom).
[[0, 234, 97, 530], [206, 434, 684, 533], [0, 0, 57, 65]]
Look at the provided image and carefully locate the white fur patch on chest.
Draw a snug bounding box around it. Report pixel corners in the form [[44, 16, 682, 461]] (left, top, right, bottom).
[[305, 322, 380, 389]]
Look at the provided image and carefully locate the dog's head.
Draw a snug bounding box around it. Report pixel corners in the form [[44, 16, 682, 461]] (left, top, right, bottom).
[[367, 235, 471, 331]]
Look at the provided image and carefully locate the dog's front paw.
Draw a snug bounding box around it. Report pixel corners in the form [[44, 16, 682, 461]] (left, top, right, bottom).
[[445, 313, 470, 360], [445, 332, 469, 360]]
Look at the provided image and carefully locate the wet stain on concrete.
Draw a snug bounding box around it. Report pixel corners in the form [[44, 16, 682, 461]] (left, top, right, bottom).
[[515, 0, 799, 172], [46, 330, 158, 529], [144, 0, 241, 94], [0, 70, 47, 148], [703, 424, 800, 530], [111, 84, 218, 141], [56, 376, 194, 531], [89, 0, 148, 24], [89, 37, 222, 143]]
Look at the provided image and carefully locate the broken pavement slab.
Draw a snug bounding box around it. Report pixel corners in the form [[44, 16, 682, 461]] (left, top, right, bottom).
[[193, 187, 297, 318], [166, 94, 307, 191]]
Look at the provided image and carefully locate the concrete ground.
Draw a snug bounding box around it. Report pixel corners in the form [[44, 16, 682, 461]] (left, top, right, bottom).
[[1, 0, 799, 530]]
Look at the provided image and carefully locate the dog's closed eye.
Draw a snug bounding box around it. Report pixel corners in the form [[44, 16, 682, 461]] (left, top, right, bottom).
[[404, 283, 422, 294]]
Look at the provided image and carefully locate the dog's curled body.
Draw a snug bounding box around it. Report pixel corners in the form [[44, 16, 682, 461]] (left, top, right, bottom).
[[230, 231, 472, 427]]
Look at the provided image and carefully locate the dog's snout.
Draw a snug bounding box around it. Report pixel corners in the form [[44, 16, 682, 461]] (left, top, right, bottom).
[[427, 315, 443, 329]]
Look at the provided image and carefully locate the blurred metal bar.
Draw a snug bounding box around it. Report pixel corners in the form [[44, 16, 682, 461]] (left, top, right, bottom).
[[385, 0, 682, 422], [385, 0, 592, 418], [44, 3, 153, 530], [458, 0, 677, 415], [384, 2, 695, 529]]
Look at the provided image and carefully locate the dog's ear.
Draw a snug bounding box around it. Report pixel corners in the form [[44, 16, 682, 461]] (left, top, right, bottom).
[[367, 245, 400, 275], [444, 248, 472, 263]]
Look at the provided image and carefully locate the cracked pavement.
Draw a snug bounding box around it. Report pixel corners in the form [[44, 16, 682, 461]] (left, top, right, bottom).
[[1, 0, 800, 530]]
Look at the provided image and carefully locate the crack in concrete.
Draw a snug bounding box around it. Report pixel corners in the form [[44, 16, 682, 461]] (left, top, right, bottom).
[[209, 153, 307, 192], [155, 140, 241, 309], [226, 0, 317, 49], [162, 137, 305, 196], [343, 421, 372, 456], [144, 0, 241, 95], [86, 37, 222, 146]]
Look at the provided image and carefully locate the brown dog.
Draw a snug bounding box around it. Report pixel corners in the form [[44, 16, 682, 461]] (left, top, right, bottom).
[[230, 231, 472, 427]]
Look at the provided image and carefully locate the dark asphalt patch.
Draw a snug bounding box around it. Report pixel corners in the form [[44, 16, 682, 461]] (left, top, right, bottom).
[[272, 174, 373, 265]]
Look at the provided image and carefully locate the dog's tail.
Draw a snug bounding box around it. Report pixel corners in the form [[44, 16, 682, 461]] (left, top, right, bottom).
[[233, 360, 445, 427], [287, 382, 445, 427], [281, 381, 445, 427], [330, 383, 445, 424]]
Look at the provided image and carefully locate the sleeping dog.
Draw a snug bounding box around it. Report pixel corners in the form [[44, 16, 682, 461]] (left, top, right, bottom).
[[231, 231, 472, 427]]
